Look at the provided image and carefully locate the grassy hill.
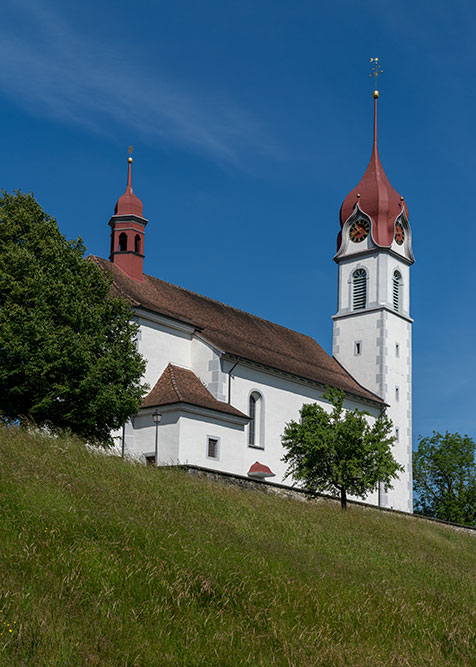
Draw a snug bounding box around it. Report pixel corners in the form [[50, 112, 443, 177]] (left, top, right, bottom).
[[0, 427, 475, 666]]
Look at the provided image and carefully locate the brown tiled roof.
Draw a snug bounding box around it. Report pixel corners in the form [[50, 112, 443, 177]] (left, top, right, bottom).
[[91, 256, 383, 405], [141, 363, 248, 418]]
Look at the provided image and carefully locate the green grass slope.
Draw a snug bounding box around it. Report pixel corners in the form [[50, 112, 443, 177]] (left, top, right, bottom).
[[1, 427, 475, 666]]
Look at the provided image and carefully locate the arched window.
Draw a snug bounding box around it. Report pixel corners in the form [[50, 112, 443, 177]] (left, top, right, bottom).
[[248, 391, 263, 447], [393, 271, 402, 311], [134, 234, 141, 253], [118, 232, 128, 252], [352, 268, 367, 310]]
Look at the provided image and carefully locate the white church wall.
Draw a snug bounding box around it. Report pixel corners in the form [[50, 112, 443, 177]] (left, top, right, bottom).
[[333, 305, 412, 512], [131, 407, 248, 473], [136, 312, 193, 387], [191, 337, 227, 402], [226, 361, 382, 490], [132, 410, 181, 464], [177, 412, 247, 471], [333, 310, 382, 391], [377, 315, 413, 512], [125, 338, 383, 506]]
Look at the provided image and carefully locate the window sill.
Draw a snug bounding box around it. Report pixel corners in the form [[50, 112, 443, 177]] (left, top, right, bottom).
[[248, 444, 264, 450]]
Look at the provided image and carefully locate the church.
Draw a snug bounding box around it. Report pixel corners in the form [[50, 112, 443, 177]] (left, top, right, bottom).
[[92, 87, 414, 513]]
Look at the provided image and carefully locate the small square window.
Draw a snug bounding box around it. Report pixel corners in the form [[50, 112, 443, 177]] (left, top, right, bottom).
[[207, 437, 219, 459], [354, 341, 362, 356]]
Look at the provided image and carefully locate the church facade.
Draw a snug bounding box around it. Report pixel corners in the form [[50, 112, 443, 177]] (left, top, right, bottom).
[[94, 89, 413, 513]]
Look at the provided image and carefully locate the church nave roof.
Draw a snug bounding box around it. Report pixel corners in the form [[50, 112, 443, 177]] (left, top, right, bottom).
[[91, 255, 384, 406]]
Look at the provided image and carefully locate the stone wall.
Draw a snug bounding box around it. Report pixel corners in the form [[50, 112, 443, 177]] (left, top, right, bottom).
[[179, 464, 476, 536]]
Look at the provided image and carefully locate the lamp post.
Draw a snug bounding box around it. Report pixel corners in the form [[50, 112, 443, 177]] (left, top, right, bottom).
[[152, 409, 162, 467]]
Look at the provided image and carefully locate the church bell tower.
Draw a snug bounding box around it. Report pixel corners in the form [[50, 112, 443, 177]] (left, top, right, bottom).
[[332, 69, 414, 512], [109, 149, 148, 282]]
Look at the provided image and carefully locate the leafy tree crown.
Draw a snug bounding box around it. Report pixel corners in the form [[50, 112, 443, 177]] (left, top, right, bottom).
[[413, 431, 476, 526], [282, 388, 403, 507], [0, 190, 146, 444]]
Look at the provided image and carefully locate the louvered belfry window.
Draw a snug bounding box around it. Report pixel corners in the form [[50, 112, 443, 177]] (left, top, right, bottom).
[[352, 269, 367, 310], [393, 271, 402, 311]]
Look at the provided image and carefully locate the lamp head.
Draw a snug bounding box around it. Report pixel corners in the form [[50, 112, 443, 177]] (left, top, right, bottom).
[[152, 409, 162, 425]]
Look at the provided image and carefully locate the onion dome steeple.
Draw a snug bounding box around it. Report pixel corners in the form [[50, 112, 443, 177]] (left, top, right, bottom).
[[109, 147, 148, 282], [114, 152, 144, 217], [338, 65, 410, 251]]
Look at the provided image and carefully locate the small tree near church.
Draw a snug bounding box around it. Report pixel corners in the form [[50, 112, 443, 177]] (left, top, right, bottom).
[[0, 191, 146, 445], [281, 388, 403, 509]]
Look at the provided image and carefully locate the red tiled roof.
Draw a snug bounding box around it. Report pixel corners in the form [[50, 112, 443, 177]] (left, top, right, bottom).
[[142, 363, 248, 418], [91, 256, 383, 405], [248, 462, 275, 477]]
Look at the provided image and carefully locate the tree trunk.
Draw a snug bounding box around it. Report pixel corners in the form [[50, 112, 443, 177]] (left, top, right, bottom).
[[340, 488, 347, 510]]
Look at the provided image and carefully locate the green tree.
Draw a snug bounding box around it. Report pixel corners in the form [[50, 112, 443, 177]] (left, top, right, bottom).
[[0, 191, 146, 444], [413, 431, 476, 526], [282, 388, 403, 509]]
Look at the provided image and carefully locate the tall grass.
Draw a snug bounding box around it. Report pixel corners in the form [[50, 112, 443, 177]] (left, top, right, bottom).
[[0, 425, 475, 665]]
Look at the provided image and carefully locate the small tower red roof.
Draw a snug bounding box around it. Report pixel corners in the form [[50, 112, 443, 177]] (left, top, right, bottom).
[[114, 157, 144, 217], [339, 92, 408, 247]]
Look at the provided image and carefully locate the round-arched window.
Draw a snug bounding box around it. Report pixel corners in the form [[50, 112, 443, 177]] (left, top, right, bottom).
[[248, 391, 263, 447], [118, 232, 128, 252]]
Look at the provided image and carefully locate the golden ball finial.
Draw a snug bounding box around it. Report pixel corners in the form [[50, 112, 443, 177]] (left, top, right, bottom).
[[373, 90, 379, 99], [128, 156, 133, 163]]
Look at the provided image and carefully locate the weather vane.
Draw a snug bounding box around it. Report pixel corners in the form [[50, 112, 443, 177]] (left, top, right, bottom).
[[369, 57, 383, 97], [128, 145, 134, 163]]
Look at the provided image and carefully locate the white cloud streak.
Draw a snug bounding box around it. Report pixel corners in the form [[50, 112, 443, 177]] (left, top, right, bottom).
[[0, 0, 276, 164]]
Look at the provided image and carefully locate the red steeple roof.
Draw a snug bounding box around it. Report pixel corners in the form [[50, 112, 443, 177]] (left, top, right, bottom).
[[114, 157, 144, 217], [339, 93, 408, 247]]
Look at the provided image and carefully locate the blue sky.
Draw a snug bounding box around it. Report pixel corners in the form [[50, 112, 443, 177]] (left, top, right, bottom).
[[2, 0, 476, 444]]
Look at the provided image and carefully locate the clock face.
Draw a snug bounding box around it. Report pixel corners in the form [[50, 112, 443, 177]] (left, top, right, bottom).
[[395, 222, 405, 245], [349, 219, 370, 243]]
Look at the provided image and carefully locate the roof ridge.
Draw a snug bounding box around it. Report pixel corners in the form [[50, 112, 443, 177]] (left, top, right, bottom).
[[93, 255, 319, 344], [167, 363, 184, 402], [92, 256, 382, 405], [143, 271, 316, 343]]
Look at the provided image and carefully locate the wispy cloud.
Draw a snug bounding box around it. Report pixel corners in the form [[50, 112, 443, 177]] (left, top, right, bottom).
[[0, 0, 277, 164]]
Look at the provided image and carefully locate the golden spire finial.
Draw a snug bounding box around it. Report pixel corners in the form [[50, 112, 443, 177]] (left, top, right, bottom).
[[128, 145, 134, 163], [369, 57, 383, 98]]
